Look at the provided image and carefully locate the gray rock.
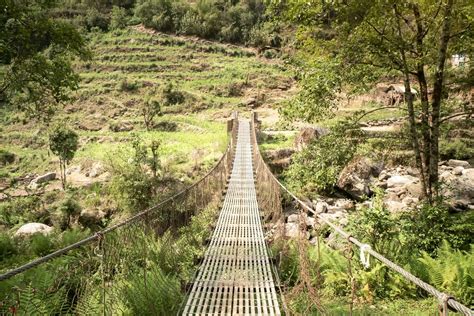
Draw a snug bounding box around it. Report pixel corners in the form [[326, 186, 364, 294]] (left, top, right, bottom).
[[453, 166, 464, 176], [15, 223, 53, 236], [33, 172, 56, 184], [79, 209, 106, 227], [285, 223, 309, 239], [315, 201, 328, 214], [337, 157, 383, 199], [89, 162, 105, 178], [384, 200, 407, 212], [287, 214, 300, 223], [334, 199, 355, 211], [447, 159, 470, 168], [405, 182, 423, 198], [378, 170, 390, 181], [387, 175, 416, 188]]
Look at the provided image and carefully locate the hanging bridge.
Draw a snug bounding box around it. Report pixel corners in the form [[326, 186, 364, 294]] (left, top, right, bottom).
[[0, 113, 472, 315]]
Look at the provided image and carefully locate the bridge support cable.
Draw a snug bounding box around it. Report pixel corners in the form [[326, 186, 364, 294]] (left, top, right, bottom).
[[183, 119, 281, 315], [0, 119, 238, 314], [250, 112, 473, 316]]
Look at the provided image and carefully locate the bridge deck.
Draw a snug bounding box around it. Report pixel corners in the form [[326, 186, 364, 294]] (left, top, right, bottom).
[[183, 120, 281, 315]]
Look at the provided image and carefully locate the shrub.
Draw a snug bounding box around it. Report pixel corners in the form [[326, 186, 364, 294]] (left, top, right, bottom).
[[85, 9, 109, 31], [439, 139, 474, 160], [118, 78, 139, 92], [49, 125, 79, 189], [162, 82, 185, 105], [57, 196, 82, 229], [0, 233, 17, 260], [0, 149, 15, 165], [285, 122, 360, 195], [30, 233, 54, 256], [110, 6, 128, 30], [134, 0, 177, 32]]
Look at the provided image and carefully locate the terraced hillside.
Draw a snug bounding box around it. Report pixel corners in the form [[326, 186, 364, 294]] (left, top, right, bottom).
[[0, 26, 294, 194]]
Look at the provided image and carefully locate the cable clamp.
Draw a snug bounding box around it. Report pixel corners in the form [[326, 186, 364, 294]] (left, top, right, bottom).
[[360, 244, 371, 269]]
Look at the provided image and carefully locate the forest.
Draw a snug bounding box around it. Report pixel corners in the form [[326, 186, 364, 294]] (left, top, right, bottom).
[[0, 0, 473, 315]]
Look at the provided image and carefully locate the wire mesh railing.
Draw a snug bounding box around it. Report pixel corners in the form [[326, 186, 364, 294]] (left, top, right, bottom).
[[249, 112, 473, 316], [0, 117, 239, 315]]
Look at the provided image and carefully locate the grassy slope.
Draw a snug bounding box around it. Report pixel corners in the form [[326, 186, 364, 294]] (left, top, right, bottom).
[[0, 27, 293, 182]]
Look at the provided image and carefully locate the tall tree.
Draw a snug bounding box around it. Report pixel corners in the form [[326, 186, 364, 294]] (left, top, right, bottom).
[[0, 0, 90, 120], [271, 0, 474, 203]]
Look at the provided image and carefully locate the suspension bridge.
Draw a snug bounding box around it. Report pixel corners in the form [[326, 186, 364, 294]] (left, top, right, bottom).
[[0, 113, 472, 315]]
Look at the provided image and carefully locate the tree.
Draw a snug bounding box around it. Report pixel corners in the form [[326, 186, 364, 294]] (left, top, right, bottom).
[[110, 5, 128, 30], [0, 0, 90, 120], [141, 95, 162, 131], [49, 125, 79, 189], [271, 0, 474, 203]]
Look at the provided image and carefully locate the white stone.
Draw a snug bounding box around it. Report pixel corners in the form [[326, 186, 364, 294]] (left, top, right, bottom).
[[15, 223, 53, 237], [453, 166, 464, 176], [315, 201, 328, 214], [387, 175, 416, 188], [447, 159, 470, 168], [287, 214, 300, 223], [384, 200, 407, 212]]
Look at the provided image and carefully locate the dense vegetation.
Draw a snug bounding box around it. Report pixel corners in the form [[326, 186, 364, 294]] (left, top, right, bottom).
[[1, 0, 473, 314]]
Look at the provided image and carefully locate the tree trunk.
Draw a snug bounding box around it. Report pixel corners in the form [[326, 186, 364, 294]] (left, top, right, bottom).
[[430, 0, 454, 198], [393, 4, 429, 199], [413, 4, 432, 201]]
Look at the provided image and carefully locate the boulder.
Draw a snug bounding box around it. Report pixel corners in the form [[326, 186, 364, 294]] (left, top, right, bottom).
[[78, 209, 107, 228], [294, 128, 320, 151], [337, 157, 383, 199], [447, 159, 470, 168], [384, 200, 407, 212], [334, 199, 355, 211], [0, 192, 8, 201], [88, 162, 105, 178], [287, 214, 300, 223], [405, 182, 423, 198], [285, 223, 309, 239], [15, 223, 53, 236], [453, 166, 464, 176], [387, 175, 417, 188], [314, 201, 328, 214], [109, 121, 134, 132], [28, 172, 56, 189]]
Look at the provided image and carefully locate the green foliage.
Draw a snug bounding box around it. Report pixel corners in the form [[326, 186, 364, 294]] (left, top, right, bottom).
[[410, 241, 474, 306], [349, 189, 399, 254], [398, 202, 454, 256], [118, 78, 139, 92], [285, 121, 360, 195], [162, 81, 185, 105], [0, 0, 90, 119], [85, 9, 110, 31], [134, 0, 267, 45], [0, 149, 15, 165], [281, 56, 342, 123], [30, 233, 54, 256], [440, 139, 474, 160], [49, 126, 79, 165], [0, 233, 17, 260], [0, 196, 42, 227], [57, 196, 82, 228], [121, 264, 183, 315], [141, 94, 162, 130], [109, 135, 161, 213], [110, 6, 129, 30]]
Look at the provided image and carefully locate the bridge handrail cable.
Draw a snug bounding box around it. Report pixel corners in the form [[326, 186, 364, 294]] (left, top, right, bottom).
[[250, 112, 472, 316], [0, 119, 238, 282]]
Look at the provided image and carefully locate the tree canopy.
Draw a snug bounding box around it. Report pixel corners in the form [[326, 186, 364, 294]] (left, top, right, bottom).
[[0, 0, 90, 120]]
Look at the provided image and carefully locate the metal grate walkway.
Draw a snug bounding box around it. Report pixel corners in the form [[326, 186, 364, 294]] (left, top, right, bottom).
[[183, 120, 281, 315]]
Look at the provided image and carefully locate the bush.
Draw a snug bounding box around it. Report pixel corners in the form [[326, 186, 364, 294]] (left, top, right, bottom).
[[0, 149, 15, 165], [85, 9, 109, 31], [285, 123, 359, 195], [440, 139, 474, 160], [118, 78, 139, 92], [57, 197, 82, 229], [110, 6, 128, 30], [0, 233, 17, 260], [30, 233, 54, 256], [134, 0, 178, 32], [162, 82, 185, 105]]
